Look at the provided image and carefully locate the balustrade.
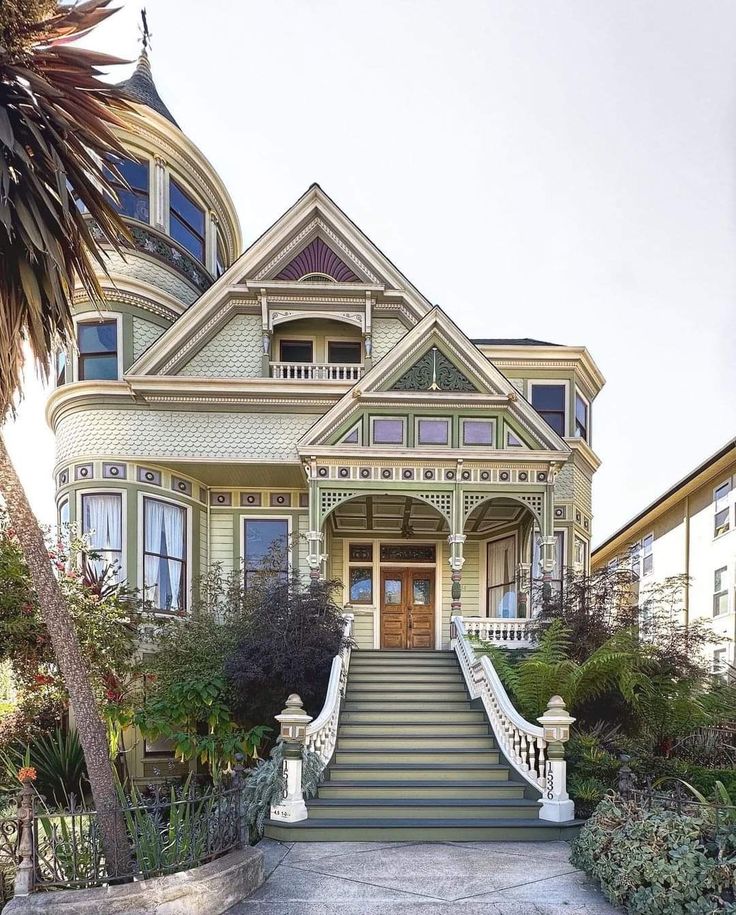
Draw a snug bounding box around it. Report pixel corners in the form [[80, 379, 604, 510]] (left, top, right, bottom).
[[462, 616, 536, 648], [270, 362, 363, 381]]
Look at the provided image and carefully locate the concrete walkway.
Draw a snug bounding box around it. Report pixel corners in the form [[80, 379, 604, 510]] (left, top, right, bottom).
[[228, 838, 618, 914]]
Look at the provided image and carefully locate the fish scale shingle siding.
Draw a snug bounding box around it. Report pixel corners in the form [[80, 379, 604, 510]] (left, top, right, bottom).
[[55, 409, 321, 464], [177, 314, 263, 377], [371, 318, 408, 362], [132, 318, 166, 360]]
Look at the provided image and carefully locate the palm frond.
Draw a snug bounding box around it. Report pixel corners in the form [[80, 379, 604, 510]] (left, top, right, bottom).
[[0, 0, 131, 418]]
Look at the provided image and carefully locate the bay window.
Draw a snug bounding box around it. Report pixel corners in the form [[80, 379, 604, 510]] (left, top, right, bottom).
[[243, 519, 289, 590], [143, 498, 186, 612], [81, 493, 122, 575]]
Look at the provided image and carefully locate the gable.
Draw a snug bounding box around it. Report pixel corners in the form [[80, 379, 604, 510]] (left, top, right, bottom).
[[176, 313, 262, 378], [389, 346, 479, 393], [298, 307, 571, 456]]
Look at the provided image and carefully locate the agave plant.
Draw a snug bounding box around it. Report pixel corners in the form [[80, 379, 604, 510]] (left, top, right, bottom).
[[0, 727, 88, 806]]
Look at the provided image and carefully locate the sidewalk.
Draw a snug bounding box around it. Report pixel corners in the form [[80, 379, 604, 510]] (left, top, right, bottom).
[[228, 838, 618, 914]]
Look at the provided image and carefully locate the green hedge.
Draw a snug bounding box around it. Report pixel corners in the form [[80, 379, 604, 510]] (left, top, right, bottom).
[[571, 795, 736, 914]]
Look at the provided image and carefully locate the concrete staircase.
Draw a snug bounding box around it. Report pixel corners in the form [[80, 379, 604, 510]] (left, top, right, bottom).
[[265, 650, 579, 842]]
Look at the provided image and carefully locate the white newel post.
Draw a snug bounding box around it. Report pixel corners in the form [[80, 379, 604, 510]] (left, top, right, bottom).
[[537, 695, 576, 822], [270, 694, 313, 823]]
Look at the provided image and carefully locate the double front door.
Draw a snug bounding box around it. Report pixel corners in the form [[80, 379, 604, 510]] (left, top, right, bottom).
[[380, 568, 435, 650]]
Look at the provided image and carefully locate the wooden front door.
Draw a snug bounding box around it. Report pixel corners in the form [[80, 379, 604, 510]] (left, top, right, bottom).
[[380, 569, 435, 650]]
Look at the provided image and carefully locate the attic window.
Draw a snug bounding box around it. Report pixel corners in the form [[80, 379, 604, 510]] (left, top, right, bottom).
[[298, 273, 335, 283]]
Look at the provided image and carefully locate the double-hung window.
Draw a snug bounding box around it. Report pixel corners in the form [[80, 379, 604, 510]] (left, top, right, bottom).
[[143, 498, 187, 612], [243, 519, 289, 590], [641, 534, 654, 576], [81, 493, 122, 576], [107, 156, 149, 222], [531, 384, 566, 436], [714, 567, 728, 616], [713, 647, 728, 678], [169, 179, 205, 262], [574, 391, 589, 441], [77, 320, 118, 381], [715, 482, 731, 537], [487, 535, 517, 618]]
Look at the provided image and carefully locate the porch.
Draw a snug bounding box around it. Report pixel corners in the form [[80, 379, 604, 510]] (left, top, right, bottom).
[[309, 485, 557, 651]]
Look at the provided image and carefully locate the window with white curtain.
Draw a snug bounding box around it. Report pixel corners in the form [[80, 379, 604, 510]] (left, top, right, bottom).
[[143, 498, 186, 612], [81, 493, 122, 575], [486, 535, 517, 618]]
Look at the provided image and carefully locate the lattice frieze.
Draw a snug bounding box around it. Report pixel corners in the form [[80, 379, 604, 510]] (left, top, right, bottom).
[[463, 492, 489, 520], [320, 490, 359, 519], [416, 492, 453, 522], [517, 493, 544, 521]]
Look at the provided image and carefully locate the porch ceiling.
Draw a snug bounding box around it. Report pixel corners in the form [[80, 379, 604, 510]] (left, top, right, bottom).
[[163, 460, 305, 488]]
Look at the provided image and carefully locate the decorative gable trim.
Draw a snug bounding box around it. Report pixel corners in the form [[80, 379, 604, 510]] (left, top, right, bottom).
[[390, 346, 478, 393], [274, 237, 359, 282]]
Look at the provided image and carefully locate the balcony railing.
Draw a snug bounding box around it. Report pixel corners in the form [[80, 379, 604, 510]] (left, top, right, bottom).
[[270, 362, 364, 381]]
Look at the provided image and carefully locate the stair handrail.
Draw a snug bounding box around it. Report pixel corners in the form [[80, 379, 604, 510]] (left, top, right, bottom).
[[305, 613, 354, 770], [451, 614, 544, 790]]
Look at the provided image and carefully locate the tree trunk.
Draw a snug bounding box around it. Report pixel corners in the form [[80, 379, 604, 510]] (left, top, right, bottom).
[[0, 434, 130, 878]]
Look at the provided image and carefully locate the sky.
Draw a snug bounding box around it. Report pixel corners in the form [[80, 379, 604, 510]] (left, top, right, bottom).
[[4, 0, 736, 546]]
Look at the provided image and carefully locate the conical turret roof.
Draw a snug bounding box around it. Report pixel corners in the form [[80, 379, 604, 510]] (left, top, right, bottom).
[[117, 50, 179, 128]]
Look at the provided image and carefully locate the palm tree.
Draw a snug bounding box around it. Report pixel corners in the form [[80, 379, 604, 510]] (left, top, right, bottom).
[[0, 0, 134, 875]]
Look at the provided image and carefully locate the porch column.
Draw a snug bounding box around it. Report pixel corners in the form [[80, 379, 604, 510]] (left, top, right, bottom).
[[516, 562, 531, 618], [539, 479, 557, 608], [261, 288, 271, 376], [306, 460, 325, 581], [448, 467, 465, 612]]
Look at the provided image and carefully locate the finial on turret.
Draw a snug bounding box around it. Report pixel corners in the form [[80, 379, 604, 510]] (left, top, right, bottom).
[[139, 8, 152, 53]]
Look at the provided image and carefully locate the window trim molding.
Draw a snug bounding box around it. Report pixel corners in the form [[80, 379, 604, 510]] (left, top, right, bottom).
[[370, 415, 407, 447], [167, 174, 207, 264], [72, 312, 123, 382], [137, 492, 191, 615], [239, 514, 293, 589], [481, 530, 520, 618], [529, 379, 570, 438], [276, 336, 317, 364], [461, 417, 497, 448], [414, 416, 451, 448], [76, 488, 127, 580]]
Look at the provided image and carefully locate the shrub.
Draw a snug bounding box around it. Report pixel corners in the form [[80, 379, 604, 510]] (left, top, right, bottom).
[[0, 728, 87, 804], [571, 794, 736, 914], [226, 571, 349, 729]]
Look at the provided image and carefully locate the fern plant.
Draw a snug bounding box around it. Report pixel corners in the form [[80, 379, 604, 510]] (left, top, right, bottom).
[[478, 619, 648, 720]]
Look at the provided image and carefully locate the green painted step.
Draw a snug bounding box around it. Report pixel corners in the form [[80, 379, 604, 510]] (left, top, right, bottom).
[[335, 749, 500, 765], [265, 818, 582, 843], [337, 736, 495, 749], [307, 799, 539, 820], [317, 781, 527, 800], [338, 722, 490, 736], [348, 673, 464, 684], [328, 764, 510, 782], [341, 708, 480, 721], [344, 690, 467, 703], [350, 660, 460, 671], [354, 651, 453, 657]]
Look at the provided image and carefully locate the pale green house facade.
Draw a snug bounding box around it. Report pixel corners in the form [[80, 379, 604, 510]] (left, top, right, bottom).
[[49, 53, 604, 783]]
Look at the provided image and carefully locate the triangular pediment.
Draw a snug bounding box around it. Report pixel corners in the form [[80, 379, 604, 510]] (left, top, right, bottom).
[[128, 185, 432, 376], [298, 307, 571, 455]]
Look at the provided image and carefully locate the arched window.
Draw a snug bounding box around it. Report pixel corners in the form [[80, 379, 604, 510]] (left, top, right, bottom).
[[107, 156, 150, 222]]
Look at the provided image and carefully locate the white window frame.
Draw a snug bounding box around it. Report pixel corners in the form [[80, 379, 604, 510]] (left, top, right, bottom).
[[275, 335, 317, 365], [574, 388, 590, 442], [640, 532, 654, 577], [714, 480, 732, 538], [57, 497, 70, 529], [461, 418, 497, 448], [574, 535, 588, 573], [414, 416, 451, 448], [72, 312, 124, 382], [529, 379, 570, 438], [370, 416, 407, 447], [77, 488, 127, 580], [137, 492, 191, 614], [166, 170, 208, 265], [504, 423, 525, 448], [481, 530, 519, 618], [240, 515, 292, 590], [712, 647, 728, 677], [713, 566, 728, 617]]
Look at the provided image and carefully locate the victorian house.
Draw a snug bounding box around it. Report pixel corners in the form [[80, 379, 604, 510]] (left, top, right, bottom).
[[50, 51, 604, 826]]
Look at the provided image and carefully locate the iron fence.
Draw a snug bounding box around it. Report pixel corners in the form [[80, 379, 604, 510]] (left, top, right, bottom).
[[1, 772, 249, 905]]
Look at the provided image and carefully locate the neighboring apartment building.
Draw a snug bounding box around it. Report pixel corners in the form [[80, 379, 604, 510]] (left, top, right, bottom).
[[49, 51, 604, 781], [592, 438, 736, 675]]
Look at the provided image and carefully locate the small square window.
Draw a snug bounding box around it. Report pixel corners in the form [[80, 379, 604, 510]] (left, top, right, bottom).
[[463, 420, 494, 446], [372, 418, 404, 445], [417, 418, 449, 445]]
